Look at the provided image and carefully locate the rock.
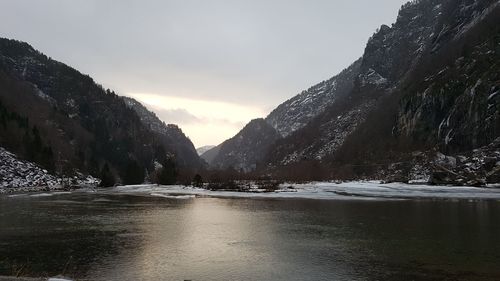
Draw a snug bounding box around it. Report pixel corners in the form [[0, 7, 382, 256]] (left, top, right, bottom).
[[486, 166, 500, 184], [435, 153, 457, 168]]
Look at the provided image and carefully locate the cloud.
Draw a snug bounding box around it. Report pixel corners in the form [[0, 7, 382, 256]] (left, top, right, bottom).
[[0, 0, 407, 107], [154, 108, 201, 125]]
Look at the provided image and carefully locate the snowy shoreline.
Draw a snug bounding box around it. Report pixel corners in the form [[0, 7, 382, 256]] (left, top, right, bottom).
[[98, 182, 500, 201], [2, 181, 500, 201]]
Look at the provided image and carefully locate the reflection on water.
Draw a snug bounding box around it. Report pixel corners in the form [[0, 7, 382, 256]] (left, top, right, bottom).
[[1, 193, 500, 281]]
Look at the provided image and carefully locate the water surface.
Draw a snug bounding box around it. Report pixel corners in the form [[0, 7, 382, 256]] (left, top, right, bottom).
[[1, 192, 500, 280]]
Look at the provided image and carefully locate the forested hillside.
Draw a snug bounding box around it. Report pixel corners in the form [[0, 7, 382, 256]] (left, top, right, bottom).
[[0, 38, 203, 186]]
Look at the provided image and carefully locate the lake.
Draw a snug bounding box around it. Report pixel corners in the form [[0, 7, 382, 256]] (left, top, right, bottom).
[[1, 188, 500, 281]]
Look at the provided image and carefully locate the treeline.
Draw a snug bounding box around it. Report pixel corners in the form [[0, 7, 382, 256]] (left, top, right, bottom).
[[95, 162, 284, 191], [98, 156, 180, 187]]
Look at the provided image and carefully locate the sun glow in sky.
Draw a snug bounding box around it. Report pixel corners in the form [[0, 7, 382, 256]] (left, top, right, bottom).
[[128, 93, 266, 146]]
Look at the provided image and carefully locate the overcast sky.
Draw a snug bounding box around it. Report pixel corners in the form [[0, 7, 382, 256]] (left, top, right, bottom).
[[0, 0, 407, 147]]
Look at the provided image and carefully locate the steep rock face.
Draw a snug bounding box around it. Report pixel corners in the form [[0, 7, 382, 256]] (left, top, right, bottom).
[[396, 40, 500, 151], [267, 0, 500, 172], [394, 2, 500, 152], [266, 59, 362, 137], [0, 38, 201, 182], [123, 97, 202, 168], [210, 119, 280, 172]]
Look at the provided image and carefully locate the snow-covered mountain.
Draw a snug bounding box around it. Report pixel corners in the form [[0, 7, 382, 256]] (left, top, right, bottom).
[[205, 0, 500, 184], [204, 39, 362, 171], [268, 0, 500, 182], [269, 0, 456, 166], [266, 59, 362, 137]]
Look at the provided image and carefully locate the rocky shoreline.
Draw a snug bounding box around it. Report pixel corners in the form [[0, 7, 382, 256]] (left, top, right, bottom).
[[0, 147, 99, 194], [430, 138, 500, 186], [379, 138, 500, 187]]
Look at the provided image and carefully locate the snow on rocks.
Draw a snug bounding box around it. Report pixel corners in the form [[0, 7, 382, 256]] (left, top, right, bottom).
[[0, 146, 100, 193], [266, 59, 362, 138], [0, 147, 59, 191], [374, 138, 500, 187], [360, 68, 388, 87], [430, 138, 500, 186]]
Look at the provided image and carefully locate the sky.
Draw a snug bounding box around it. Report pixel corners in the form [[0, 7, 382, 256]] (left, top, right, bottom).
[[0, 0, 408, 147]]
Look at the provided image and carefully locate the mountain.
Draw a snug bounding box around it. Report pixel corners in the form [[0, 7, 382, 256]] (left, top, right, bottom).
[[208, 119, 280, 172], [268, 0, 500, 183], [196, 145, 216, 156], [266, 59, 362, 137], [206, 0, 500, 184], [204, 54, 362, 170], [0, 38, 202, 186]]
